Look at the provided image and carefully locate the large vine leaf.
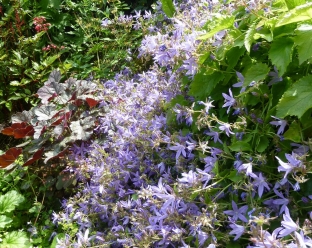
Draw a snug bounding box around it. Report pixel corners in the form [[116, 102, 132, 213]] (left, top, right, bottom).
[[189, 70, 224, 100], [243, 63, 270, 87], [1, 231, 31, 248], [199, 15, 235, 40], [160, 0, 175, 18], [277, 75, 312, 118], [294, 24, 312, 64], [0, 191, 25, 214], [269, 37, 294, 75], [276, 2, 312, 27]]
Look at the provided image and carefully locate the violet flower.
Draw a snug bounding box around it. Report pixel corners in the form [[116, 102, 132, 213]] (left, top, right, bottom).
[[270, 116, 287, 135], [277, 206, 298, 237], [218, 122, 234, 136], [252, 173, 270, 198], [222, 88, 236, 114], [223, 201, 248, 222], [229, 223, 245, 240]]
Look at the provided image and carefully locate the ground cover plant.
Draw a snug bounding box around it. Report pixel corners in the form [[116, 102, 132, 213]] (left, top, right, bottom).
[[2, 0, 312, 247], [49, 0, 312, 247]]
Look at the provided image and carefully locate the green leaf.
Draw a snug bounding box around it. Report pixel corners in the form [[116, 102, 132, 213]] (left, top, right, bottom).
[[285, 0, 306, 9], [0, 215, 13, 228], [1, 231, 31, 248], [226, 46, 246, 69], [256, 136, 269, 153], [284, 121, 302, 142], [199, 15, 235, 40], [160, 0, 175, 18], [269, 37, 294, 75], [228, 170, 243, 183], [0, 191, 25, 214], [228, 141, 252, 152], [244, 21, 258, 53], [276, 2, 312, 27], [277, 75, 312, 118], [243, 63, 270, 87], [294, 24, 312, 64], [189, 70, 224, 100]]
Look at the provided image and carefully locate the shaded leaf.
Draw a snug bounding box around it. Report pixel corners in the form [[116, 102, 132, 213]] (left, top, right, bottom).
[[243, 63, 270, 87], [244, 21, 257, 53], [277, 75, 312, 118], [228, 141, 252, 152], [284, 121, 301, 142], [189, 70, 224, 100], [256, 136, 269, 153], [269, 37, 294, 75]]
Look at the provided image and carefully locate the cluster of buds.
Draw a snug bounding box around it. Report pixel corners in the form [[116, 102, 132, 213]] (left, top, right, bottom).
[[42, 44, 65, 51], [33, 16, 51, 33]]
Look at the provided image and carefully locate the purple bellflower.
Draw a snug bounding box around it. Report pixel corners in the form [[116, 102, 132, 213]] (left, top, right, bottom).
[[277, 206, 298, 238], [222, 88, 236, 114], [270, 116, 287, 135], [229, 223, 245, 240], [223, 201, 248, 222]]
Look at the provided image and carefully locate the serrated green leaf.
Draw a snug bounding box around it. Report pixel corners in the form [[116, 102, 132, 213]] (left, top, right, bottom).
[[160, 0, 175, 18], [276, 2, 312, 27], [284, 121, 302, 142], [189, 71, 224, 100], [199, 15, 235, 40], [244, 21, 258, 53], [294, 24, 312, 64], [226, 46, 246, 69], [256, 136, 269, 153], [1, 231, 31, 248], [243, 63, 270, 87], [277, 75, 312, 118], [228, 141, 252, 152], [0, 191, 25, 214], [285, 0, 306, 9], [0, 215, 12, 228], [269, 37, 294, 75]]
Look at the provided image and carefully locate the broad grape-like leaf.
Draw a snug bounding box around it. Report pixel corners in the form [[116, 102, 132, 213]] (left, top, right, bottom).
[[243, 63, 270, 87], [0, 148, 22, 168], [47, 69, 61, 84], [199, 15, 235, 40], [69, 116, 94, 141], [277, 75, 312, 118], [34, 104, 58, 121], [276, 2, 312, 27], [0, 190, 25, 214], [269, 37, 294, 75], [189, 70, 224, 100], [294, 24, 312, 64], [23, 148, 44, 166], [37, 81, 65, 104], [1, 231, 31, 248], [160, 0, 175, 18]]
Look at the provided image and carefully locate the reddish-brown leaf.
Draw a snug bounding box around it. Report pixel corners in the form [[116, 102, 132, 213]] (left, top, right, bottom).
[[23, 148, 44, 166], [14, 125, 34, 138], [0, 147, 22, 168], [86, 98, 98, 108]]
